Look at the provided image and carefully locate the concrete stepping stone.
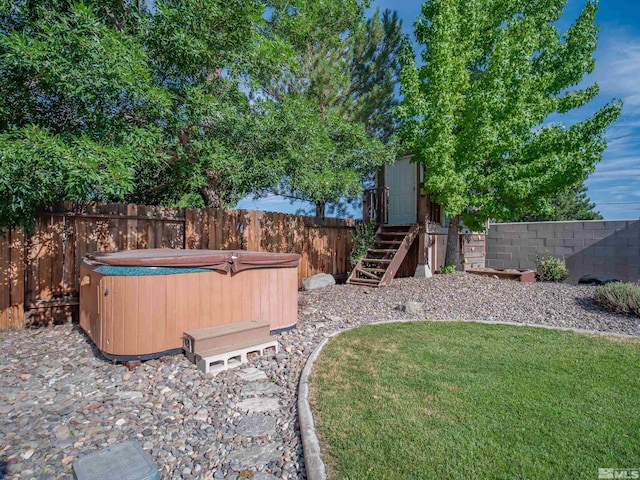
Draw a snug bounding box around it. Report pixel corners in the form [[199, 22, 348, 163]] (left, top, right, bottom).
[[240, 381, 280, 397], [226, 443, 281, 467], [236, 414, 277, 438], [235, 367, 267, 382], [234, 397, 280, 413]]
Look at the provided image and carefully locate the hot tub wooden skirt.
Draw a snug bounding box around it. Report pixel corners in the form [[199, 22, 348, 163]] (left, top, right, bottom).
[[79, 250, 300, 360]]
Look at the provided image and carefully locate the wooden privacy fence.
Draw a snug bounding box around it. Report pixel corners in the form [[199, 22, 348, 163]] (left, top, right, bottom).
[[0, 202, 355, 330]]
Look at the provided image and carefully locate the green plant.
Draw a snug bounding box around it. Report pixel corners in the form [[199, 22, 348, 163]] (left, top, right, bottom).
[[349, 221, 377, 269], [594, 282, 640, 317], [535, 252, 569, 282], [395, 0, 622, 269], [440, 264, 456, 274]]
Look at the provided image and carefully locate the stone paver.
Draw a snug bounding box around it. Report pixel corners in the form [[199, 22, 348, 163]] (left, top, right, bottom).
[[234, 397, 280, 414], [235, 414, 277, 438]]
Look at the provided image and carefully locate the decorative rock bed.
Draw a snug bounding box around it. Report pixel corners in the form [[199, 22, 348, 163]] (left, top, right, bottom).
[[0, 273, 637, 479]]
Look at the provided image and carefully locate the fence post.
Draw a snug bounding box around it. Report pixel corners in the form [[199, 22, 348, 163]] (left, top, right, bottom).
[[10, 228, 25, 329]]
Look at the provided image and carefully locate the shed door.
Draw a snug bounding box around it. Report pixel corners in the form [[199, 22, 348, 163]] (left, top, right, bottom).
[[386, 156, 417, 224]]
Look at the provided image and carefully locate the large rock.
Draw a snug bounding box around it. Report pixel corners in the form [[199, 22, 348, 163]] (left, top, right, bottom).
[[396, 301, 424, 315], [578, 274, 620, 286], [302, 273, 335, 291]]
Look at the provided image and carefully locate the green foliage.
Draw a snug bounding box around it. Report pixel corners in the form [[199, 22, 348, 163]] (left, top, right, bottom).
[[0, 1, 167, 227], [516, 181, 602, 221], [264, 1, 402, 215], [535, 252, 569, 282], [274, 96, 398, 213], [349, 221, 377, 268], [345, 8, 405, 141], [594, 282, 640, 318], [1, 0, 404, 227], [396, 0, 622, 264], [440, 264, 456, 274]]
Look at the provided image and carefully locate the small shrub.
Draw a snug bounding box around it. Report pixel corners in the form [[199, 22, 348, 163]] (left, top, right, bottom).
[[349, 221, 377, 269], [440, 264, 456, 274], [594, 282, 640, 317], [535, 252, 569, 282]]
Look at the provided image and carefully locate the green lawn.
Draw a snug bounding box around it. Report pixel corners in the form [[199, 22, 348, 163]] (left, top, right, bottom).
[[310, 322, 640, 480]]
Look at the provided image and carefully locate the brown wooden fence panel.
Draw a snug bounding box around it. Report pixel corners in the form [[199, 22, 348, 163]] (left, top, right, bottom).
[[0, 203, 356, 329]]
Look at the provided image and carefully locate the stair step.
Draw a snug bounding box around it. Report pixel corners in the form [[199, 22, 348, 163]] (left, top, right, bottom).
[[349, 278, 380, 285], [376, 240, 403, 245], [355, 268, 381, 280], [183, 319, 270, 357], [362, 258, 392, 263], [361, 267, 387, 273], [380, 223, 414, 228], [367, 248, 397, 253], [378, 231, 408, 236]]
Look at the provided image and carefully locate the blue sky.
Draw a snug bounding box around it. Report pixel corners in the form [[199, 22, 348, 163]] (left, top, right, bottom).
[[239, 0, 640, 220]]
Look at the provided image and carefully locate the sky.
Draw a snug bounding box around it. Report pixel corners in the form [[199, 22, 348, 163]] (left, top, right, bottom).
[[238, 0, 640, 220]]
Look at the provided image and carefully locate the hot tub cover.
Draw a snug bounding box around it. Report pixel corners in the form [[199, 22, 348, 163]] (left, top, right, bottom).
[[84, 249, 300, 273]]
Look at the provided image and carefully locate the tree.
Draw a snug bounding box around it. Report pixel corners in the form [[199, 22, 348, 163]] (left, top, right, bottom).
[[396, 0, 622, 267], [0, 0, 291, 227], [0, 1, 168, 228], [346, 8, 404, 142], [263, 1, 401, 217], [515, 181, 602, 221]]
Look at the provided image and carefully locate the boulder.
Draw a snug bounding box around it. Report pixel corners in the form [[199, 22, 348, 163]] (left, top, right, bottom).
[[302, 273, 335, 291], [578, 274, 620, 286], [396, 301, 423, 315]]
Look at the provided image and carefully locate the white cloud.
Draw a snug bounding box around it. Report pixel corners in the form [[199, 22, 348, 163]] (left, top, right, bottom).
[[594, 27, 640, 114], [588, 168, 640, 181]]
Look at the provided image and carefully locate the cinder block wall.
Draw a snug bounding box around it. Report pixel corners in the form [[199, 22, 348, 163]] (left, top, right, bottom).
[[486, 220, 640, 283]]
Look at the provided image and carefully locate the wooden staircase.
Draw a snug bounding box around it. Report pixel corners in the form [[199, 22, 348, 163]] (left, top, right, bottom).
[[347, 223, 419, 287]]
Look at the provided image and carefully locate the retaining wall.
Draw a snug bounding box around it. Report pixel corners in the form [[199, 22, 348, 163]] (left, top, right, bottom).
[[486, 220, 640, 283]]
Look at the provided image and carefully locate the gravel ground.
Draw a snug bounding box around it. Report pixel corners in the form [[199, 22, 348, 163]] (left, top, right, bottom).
[[0, 273, 637, 480]]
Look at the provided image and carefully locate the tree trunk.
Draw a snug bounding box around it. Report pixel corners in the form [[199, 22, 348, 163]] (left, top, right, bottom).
[[198, 186, 223, 209], [444, 214, 460, 269], [315, 198, 326, 219]]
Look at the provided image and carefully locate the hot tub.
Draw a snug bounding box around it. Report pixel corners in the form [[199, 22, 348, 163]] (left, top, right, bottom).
[[79, 249, 300, 361]]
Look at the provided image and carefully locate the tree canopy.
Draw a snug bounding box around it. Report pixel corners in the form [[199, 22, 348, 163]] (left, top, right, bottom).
[[396, 0, 622, 265], [515, 181, 602, 221], [262, 1, 402, 216], [0, 0, 400, 227]]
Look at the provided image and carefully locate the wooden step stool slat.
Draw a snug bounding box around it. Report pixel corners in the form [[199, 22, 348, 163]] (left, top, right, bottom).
[[183, 319, 270, 357]]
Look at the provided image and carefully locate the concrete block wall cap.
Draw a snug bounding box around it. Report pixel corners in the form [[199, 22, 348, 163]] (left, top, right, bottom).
[[297, 318, 638, 480]]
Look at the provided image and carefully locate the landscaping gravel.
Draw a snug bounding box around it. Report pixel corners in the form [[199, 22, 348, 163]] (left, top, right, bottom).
[[1, 273, 637, 480]]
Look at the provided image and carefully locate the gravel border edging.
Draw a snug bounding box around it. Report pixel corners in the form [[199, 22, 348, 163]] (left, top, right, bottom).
[[297, 317, 639, 480], [297, 336, 330, 480]]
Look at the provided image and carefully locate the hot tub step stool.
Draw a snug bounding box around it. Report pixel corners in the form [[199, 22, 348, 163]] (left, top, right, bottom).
[[195, 340, 279, 374], [183, 319, 271, 361]]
